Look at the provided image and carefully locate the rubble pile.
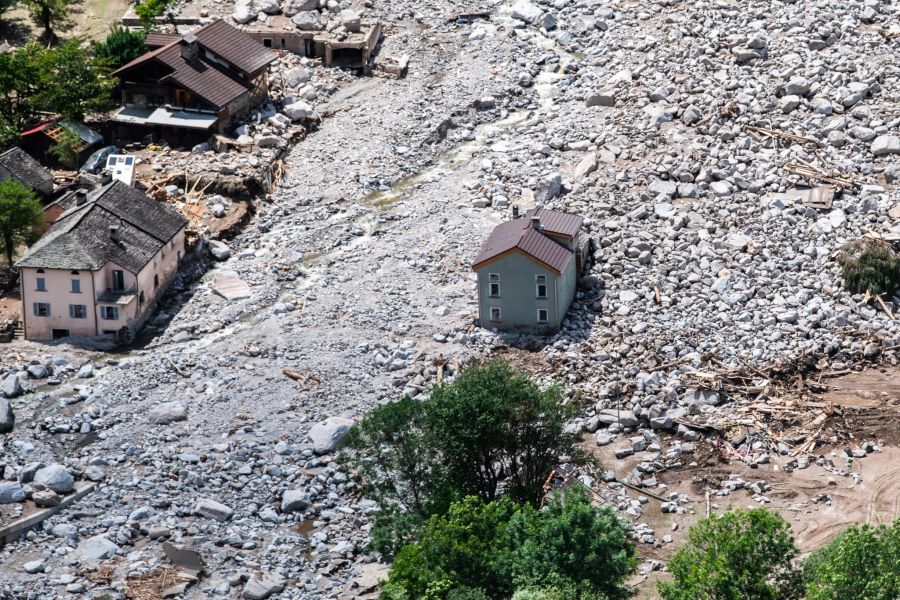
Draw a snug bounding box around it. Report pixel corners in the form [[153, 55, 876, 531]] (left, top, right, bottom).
[[3, 0, 900, 596]]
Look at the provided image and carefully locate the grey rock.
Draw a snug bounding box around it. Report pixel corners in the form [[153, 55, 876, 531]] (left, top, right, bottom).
[[0, 397, 13, 433], [26, 364, 48, 379], [683, 389, 720, 406], [872, 135, 900, 157], [33, 490, 62, 507], [292, 10, 323, 30], [586, 90, 616, 108], [23, 560, 44, 574], [281, 489, 312, 512], [79, 535, 119, 561], [282, 0, 317, 15], [283, 101, 315, 121], [243, 572, 286, 600], [195, 497, 234, 521], [0, 481, 25, 504], [148, 401, 187, 425], [208, 240, 231, 261], [511, 0, 542, 23], [1, 374, 22, 398], [77, 363, 94, 378], [308, 416, 354, 454], [34, 463, 74, 493]]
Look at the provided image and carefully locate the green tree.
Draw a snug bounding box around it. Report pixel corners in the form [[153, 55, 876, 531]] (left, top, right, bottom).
[[40, 39, 115, 120], [345, 395, 454, 556], [508, 490, 637, 599], [0, 179, 43, 267], [47, 125, 81, 167], [134, 0, 177, 27], [659, 508, 798, 600], [382, 496, 518, 600], [838, 240, 900, 296], [426, 360, 580, 504], [92, 27, 147, 69], [802, 519, 900, 600], [345, 361, 581, 556], [381, 492, 636, 600], [21, 0, 73, 42], [0, 42, 46, 131]]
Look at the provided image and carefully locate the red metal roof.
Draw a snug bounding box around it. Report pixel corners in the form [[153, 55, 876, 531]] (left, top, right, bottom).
[[471, 208, 581, 274], [20, 122, 51, 136]]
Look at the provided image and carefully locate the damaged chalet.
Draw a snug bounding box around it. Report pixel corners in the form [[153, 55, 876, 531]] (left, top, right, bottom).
[[109, 19, 276, 145]]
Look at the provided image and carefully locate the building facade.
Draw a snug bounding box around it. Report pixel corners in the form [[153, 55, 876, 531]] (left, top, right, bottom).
[[16, 182, 188, 341], [472, 208, 589, 334]]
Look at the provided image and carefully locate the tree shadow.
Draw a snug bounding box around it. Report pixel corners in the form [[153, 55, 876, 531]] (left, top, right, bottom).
[[0, 16, 34, 46]]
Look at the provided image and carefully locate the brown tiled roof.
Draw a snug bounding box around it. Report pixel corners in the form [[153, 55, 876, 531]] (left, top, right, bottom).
[[145, 32, 181, 48], [156, 44, 251, 108], [112, 20, 275, 109], [194, 19, 276, 76], [524, 207, 582, 238], [472, 209, 580, 274]]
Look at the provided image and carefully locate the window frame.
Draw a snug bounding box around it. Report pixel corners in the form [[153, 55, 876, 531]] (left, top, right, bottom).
[[537, 308, 549, 324], [33, 302, 50, 317], [101, 306, 119, 321], [71, 278, 81, 294], [111, 270, 125, 292], [536, 274, 548, 299], [489, 307, 502, 322], [69, 304, 87, 319], [36, 277, 46, 292]]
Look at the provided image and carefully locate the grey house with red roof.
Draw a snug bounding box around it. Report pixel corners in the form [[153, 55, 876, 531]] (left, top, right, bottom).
[[471, 208, 590, 334], [109, 19, 276, 143]]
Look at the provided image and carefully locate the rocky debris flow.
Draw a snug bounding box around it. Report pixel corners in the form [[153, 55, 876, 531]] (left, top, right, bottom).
[[4, 0, 900, 596]]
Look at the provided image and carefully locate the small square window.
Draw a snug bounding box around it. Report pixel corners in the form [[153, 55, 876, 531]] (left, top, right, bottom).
[[489, 282, 500, 297], [490, 307, 501, 322], [536, 284, 547, 298], [101, 306, 119, 320], [537, 309, 549, 324], [36, 277, 46, 292], [536, 275, 546, 283], [489, 273, 500, 282], [71, 279, 81, 293], [33, 302, 50, 317], [69, 304, 87, 319]]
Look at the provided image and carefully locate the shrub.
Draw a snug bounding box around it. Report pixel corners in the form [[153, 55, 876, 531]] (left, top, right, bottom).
[[92, 27, 147, 69], [838, 240, 900, 295], [802, 519, 900, 600], [0, 179, 43, 266], [658, 508, 798, 600]]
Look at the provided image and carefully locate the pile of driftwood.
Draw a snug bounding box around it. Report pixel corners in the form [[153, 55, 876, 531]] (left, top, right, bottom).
[[674, 353, 871, 460]]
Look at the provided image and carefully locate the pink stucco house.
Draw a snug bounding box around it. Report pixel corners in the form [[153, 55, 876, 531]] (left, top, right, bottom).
[[15, 181, 188, 341]]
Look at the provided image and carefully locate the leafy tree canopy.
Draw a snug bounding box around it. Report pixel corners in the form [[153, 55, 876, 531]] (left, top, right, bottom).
[[344, 360, 581, 557], [802, 520, 900, 600], [0, 179, 43, 267], [658, 508, 798, 600], [21, 0, 73, 42], [381, 491, 636, 600], [92, 27, 147, 69]]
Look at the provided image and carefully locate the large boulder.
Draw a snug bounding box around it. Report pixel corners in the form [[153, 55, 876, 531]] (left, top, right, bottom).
[[232, 2, 259, 24], [281, 0, 317, 15], [283, 101, 315, 121], [243, 572, 286, 599], [0, 481, 25, 504], [257, 0, 281, 14], [308, 416, 354, 454], [79, 535, 119, 561], [511, 0, 542, 24], [148, 401, 187, 425], [0, 397, 13, 433], [1, 374, 22, 398], [34, 463, 74, 493], [292, 10, 323, 30], [195, 497, 234, 521], [208, 239, 231, 261], [284, 66, 311, 88], [340, 9, 361, 33], [281, 489, 311, 512], [872, 135, 900, 157]]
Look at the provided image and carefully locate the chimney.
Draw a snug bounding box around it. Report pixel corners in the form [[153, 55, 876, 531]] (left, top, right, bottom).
[[109, 224, 120, 241], [531, 216, 542, 230], [100, 170, 112, 185], [512, 205, 519, 218], [75, 189, 88, 206], [180, 34, 199, 62]]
